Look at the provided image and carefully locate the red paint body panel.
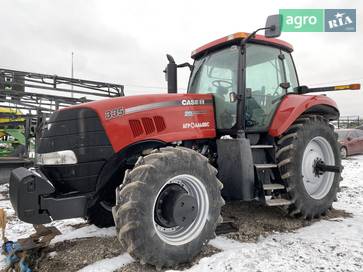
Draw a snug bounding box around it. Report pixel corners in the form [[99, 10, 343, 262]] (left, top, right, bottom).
[[269, 94, 339, 137], [63, 93, 338, 151], [68, 94, 216, 152]]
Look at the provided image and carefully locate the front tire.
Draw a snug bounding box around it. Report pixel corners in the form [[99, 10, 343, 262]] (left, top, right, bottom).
[[113, 147, 223, 268], [276, 115, 342, 219]]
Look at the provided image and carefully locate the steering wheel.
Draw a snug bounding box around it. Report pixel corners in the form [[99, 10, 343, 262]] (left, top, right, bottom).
[[212, 80, 233, 90]]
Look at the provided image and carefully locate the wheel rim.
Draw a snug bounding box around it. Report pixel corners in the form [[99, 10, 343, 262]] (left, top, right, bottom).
[[152, 174, 209, 246], [340, 147, 347, 158], [302, 136, 335, 200]]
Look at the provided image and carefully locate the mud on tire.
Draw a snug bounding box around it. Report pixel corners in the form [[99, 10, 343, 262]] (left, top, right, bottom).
[[276, 115, 342, 219], [112, 146, 224, 269]]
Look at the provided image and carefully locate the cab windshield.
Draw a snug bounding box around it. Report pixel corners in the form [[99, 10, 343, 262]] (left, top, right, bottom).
[[188, 46, 239, 129], [188, 44, 298, 130]]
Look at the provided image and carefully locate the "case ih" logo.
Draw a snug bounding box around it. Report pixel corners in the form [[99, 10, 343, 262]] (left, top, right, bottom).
[[181, 99, 205, 106]]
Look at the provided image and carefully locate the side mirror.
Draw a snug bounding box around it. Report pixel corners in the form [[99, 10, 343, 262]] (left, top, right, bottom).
[[265, 14, 282, 38], [163, 54, 177, 93]]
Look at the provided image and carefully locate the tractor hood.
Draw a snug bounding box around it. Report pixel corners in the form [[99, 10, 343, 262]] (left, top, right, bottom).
[[54, 93, 217, 153]]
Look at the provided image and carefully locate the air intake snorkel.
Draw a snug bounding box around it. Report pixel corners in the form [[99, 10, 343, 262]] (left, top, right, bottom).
[[164, 55, 192, 94]]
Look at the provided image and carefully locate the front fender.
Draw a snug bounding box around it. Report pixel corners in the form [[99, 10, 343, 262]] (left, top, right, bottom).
[[269, 94, 339, 137]]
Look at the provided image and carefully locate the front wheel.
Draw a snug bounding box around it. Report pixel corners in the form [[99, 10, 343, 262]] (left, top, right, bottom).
[[112, 147, 224, 269], [277, 115, 342, 219]]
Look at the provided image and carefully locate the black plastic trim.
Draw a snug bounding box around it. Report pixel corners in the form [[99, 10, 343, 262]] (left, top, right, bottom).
[[10, 167, 89, 224], [37, 107, 114, 194]]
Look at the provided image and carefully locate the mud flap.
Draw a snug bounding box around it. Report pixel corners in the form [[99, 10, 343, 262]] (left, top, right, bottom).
[[217, 138, 255, 201]]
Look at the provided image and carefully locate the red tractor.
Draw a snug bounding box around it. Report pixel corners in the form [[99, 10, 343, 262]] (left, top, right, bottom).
[[9, 15, 359, 268]]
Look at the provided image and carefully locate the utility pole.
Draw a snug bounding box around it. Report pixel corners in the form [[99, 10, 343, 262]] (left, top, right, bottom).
[[71, 52, 74, 98]]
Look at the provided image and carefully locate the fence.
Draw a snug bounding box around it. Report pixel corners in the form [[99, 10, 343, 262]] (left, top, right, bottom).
[[332, 116, 363, 129]]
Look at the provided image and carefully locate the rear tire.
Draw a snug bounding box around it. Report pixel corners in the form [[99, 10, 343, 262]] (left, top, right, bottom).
[[276, 115, 342, 219], [113, 146, 224, 268]]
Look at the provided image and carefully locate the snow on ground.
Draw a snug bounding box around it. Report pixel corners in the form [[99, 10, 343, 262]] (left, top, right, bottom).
[[1, 156, 363, 271], [78, 254, 133, 272], [51, 224, 115, 244], [166, 156, 363, 272]]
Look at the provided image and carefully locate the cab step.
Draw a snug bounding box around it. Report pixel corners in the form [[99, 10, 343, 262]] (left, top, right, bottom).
[[263, 183, 285, 190], [250, 145, 274, 149], [266, 198, 293, 206], [255, 163, 278, 169]]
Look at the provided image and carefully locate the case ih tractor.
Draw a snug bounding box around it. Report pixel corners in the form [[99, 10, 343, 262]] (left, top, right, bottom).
[[9, 15, 360, 268]]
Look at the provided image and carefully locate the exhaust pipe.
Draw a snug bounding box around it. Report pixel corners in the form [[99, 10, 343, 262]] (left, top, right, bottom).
[[164, 54, 177, 94]]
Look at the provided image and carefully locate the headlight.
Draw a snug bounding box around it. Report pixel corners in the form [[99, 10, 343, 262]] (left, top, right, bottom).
[[36, 150, 78, 165]]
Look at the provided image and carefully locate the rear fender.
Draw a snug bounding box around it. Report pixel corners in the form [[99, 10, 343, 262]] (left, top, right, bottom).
[[269, 94, 339, 137]]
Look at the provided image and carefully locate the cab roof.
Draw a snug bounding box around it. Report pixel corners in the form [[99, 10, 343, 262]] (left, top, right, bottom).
[[191, 32, 293, 59]]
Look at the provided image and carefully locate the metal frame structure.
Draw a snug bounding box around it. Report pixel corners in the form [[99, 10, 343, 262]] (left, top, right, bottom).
[[0, 67, 124, 160], [0, 68, 124, 114]]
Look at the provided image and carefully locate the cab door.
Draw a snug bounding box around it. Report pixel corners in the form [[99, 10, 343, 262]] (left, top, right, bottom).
[[245, 44, 298, 130]]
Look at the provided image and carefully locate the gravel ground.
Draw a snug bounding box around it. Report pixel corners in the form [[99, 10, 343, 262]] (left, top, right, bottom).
[[222, 201, 351, 243], [29, 201, 348, 272], [37, 237, 123, 272]]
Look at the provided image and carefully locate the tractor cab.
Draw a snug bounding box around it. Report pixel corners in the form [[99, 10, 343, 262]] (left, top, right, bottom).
[[188, 34, 298, 132], [165, 15, 299, 136], [165, 15, 299, 135]]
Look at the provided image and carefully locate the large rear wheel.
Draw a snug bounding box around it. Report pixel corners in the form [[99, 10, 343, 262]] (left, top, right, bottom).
[[112, 146, 223, 269], [276, 115, 342, 219]]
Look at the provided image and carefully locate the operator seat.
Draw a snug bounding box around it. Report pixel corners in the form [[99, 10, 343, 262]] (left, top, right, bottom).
[[214, 86, 234, 129], [245, 89, 266, 127]]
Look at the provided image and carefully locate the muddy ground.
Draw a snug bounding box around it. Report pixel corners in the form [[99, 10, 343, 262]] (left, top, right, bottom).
[[33, 201, 351, 272]]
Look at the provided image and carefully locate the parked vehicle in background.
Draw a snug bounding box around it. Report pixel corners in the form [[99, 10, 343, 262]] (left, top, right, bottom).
[[336, 129, 363, 158], [356, 125, 363, 130]]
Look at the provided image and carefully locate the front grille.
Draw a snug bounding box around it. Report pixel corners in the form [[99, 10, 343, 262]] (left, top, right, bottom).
[[37, 108, 114, 194]]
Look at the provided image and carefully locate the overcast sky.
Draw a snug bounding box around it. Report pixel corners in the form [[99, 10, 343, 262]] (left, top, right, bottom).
[[1, 0, 362, 116]]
